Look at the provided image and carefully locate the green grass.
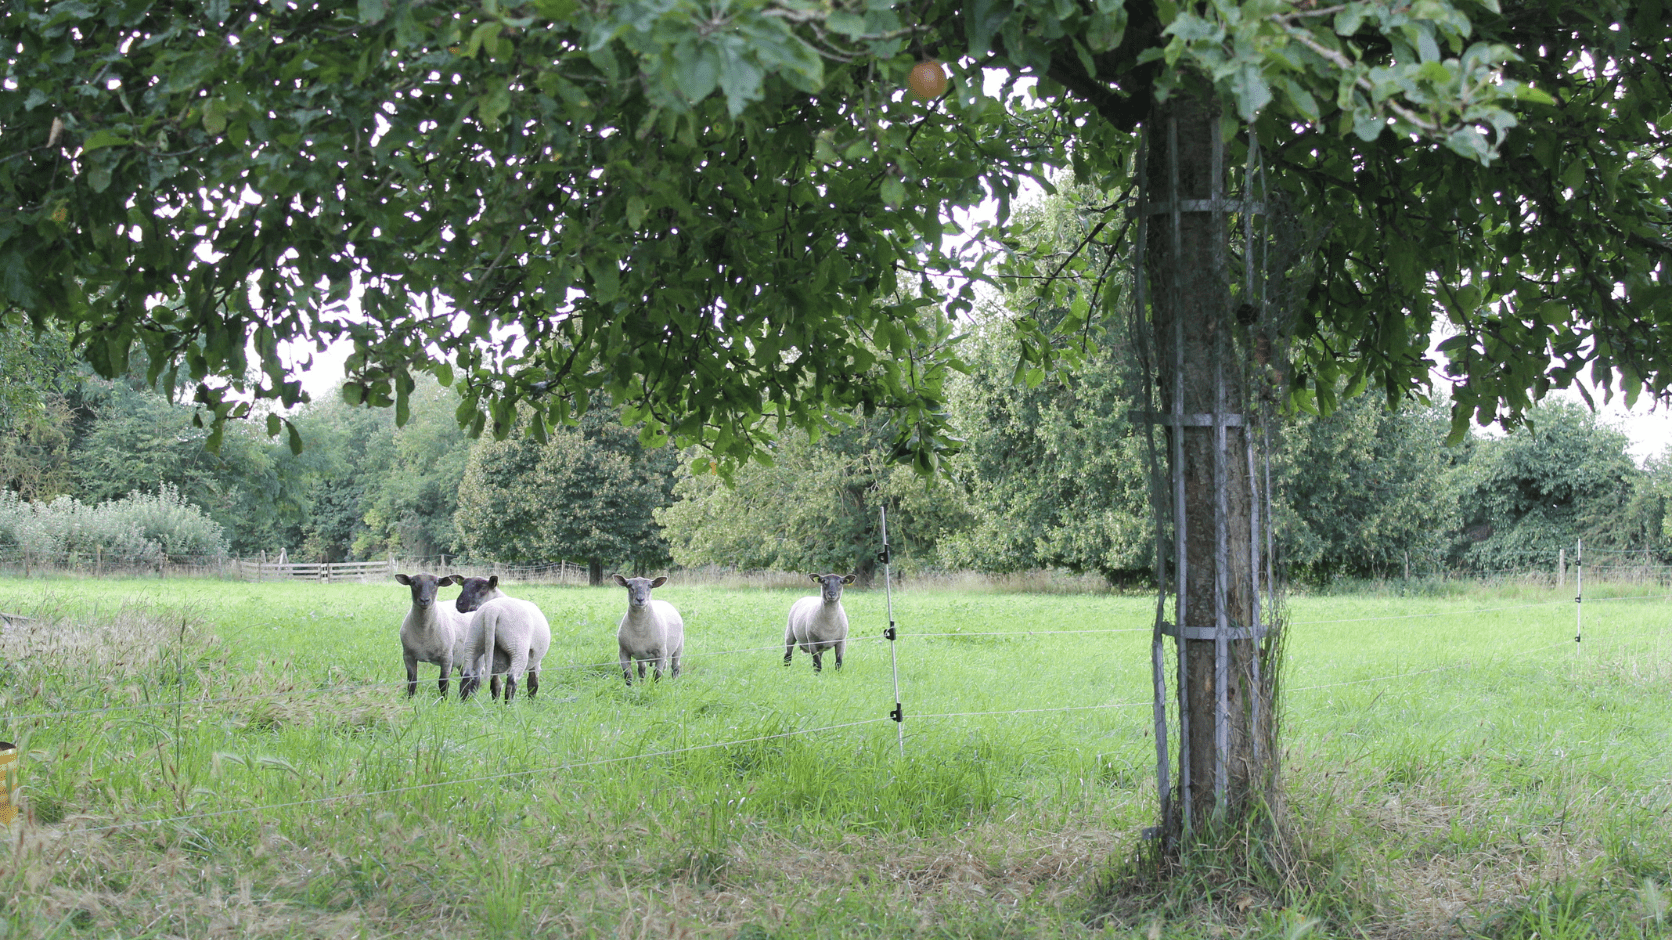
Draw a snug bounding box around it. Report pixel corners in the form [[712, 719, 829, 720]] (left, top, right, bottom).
[[0, 576, 1667, 938]]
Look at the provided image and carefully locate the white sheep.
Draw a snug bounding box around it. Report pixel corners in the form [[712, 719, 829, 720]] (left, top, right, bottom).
[[453, 575, 551, 703], [784, 573, 855, 672], [395, 573, 470, 698], [613, 575, 683, 685]]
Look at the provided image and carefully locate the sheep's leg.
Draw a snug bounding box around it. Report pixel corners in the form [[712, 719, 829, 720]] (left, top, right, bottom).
[[637, 661, 647, 680], [526, 669, 539, 699], [503, 648, 529, 704], [811, 647, 823, 673], [460, 672, 479, 701], [437, 653, 453, 698], [834, 640, 844, 671], [404, 651, 419, 697], [489, 673, 502, 701], [783, 629, 795, 666], [620, 651, 634, 686], [669, 651, 680, 679]]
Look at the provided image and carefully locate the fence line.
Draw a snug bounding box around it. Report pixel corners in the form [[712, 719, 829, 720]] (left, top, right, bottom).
[[43, 629, 1603, 839], [7, 582, 1664, 726], [0, 634, 898, 725], [18, 594, 1655, 840]]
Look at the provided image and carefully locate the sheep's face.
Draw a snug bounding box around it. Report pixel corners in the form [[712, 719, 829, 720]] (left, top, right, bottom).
[[396, 573, 457, 609], [811, 573, 856, 604], [614, 575, 668, 609], [454, 575, 501, 614]]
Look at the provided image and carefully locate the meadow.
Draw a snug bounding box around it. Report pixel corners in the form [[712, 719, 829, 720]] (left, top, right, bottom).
[[0, 575, 1667, 939]]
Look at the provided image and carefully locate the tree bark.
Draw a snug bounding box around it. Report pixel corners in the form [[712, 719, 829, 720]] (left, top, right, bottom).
[[588, 557, 603, 587], [1146, 88, 1275, 837]]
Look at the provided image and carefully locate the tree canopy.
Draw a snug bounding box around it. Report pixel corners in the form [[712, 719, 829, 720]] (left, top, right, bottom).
[[6, 1, 1664, 462]]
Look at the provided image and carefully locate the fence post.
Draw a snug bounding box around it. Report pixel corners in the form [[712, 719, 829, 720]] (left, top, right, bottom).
[[1574, 539, 1583, 651], [1557, 548, 1565, 589], [1403, 551, 1410, 581], [880, 506, 904, 758]]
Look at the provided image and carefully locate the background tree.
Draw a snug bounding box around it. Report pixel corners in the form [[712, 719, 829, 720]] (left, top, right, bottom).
[[1276, 393, 1463, 581], [1451, 402, 1640, 571], [942, 317, 1150, 586], [454, 409, 677, 584], [0, 318, 78, 500], [658, 418, 965, 584]]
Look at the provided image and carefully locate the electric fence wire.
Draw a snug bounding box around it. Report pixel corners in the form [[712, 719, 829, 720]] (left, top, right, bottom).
[[23, 615, 1647, 838], [0, 635, 897, 725], [9, 585, 1668, 725]]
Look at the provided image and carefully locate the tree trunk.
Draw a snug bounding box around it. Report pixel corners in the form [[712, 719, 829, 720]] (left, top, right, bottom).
[[1146, 88, 1276, 838], [588, 558, 603, 587]]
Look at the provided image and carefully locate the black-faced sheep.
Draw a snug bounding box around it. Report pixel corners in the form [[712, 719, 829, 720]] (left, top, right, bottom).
[[613, 575, 683, 685], [453, 575, 551, 703], [396, 573, 469, 697], [784, 573, 855, 672]]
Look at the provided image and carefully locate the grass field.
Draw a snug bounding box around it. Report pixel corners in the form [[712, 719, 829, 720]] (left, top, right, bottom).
[[0, 575, 1667, 939]]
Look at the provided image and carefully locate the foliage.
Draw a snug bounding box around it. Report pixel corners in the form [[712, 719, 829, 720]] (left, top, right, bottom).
[[1450, 402, 1640, 570], [1276, 392, 1463, 580], [454, 408, 677, 574], [940, 314, 1151, 586], [0, 483, 228, 560], [0, 316, 78, 500], [658, 418, 964, 583], [3, 0, 1622, 474], [67, 368, 313, 554]]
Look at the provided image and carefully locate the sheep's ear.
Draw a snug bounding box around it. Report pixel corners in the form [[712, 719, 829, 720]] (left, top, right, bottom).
[[809, 574, 821, 583], [487, 575, 499, 588], [395, 574, 412, 585], [437, 576, 457, 587], [842, 575, 856, 584], [650, 576, 668, 588], [613, 574, 629, 587]]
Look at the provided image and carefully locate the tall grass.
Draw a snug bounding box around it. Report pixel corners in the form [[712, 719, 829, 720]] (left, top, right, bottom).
[[0, 576, 1666, 938]]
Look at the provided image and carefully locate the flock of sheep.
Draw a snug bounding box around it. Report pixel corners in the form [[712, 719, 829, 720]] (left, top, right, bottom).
[[396, 571, 858, 701]]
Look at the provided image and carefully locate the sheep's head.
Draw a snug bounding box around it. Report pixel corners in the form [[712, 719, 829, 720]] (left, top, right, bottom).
[[396, 573, 458, 609], [614, 574, 667, 609], [810, 573, 856, 604], [454, 575, 501, 614]]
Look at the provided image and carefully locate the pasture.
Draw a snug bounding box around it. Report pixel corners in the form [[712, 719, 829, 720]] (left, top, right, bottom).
[[0, 576, 1667, 939]]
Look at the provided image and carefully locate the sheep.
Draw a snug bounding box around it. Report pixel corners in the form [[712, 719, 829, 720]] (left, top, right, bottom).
[[613, 575, 683, 685], [395, 573, 470, 698], [453, 575, 551, 703], [784, 573, 855, 673]]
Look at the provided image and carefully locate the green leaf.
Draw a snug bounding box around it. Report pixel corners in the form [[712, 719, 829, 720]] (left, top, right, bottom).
[[1352, 112, 1385, 141], [80, 129, 130, 152], [967, 0, 1012, 58], [880, 177, 905, 208], [1335, 4, 1365, 37], [357, 0, 387, 24], [1283, 78, 1320, 123], [202, 98, 228, 135], [286, 421, 304, 456], [826, 11, 866, 37]]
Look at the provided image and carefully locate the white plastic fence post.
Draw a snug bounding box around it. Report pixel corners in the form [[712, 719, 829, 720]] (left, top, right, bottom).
[[1575, 539, 1583, 651], [881, 506, 904, 758]]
